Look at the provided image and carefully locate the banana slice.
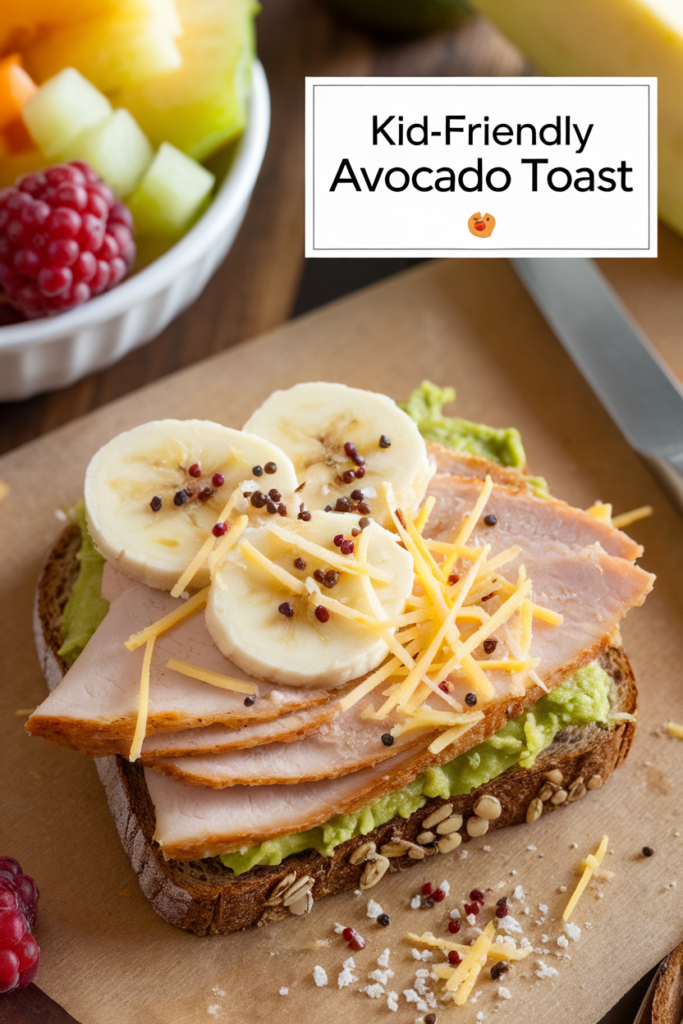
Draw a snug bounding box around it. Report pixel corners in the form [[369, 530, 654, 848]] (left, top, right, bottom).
[[242, 382, 432, 529], [205, 511, 414, 688], [85, 419, 298, 591]]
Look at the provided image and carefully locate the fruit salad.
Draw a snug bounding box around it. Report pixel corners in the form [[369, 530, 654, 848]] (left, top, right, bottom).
[[0, 0, 255, 321]]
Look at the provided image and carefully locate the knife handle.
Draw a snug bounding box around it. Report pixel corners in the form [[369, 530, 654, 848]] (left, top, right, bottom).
[[640, 451, 683, 520]]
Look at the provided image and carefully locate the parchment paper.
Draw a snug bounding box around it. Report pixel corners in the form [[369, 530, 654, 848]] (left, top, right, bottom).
[[3, 236, 683, 1024]]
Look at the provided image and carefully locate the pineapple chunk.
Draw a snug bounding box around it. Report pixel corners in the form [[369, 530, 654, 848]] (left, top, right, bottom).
[[126, 142, 215, 238], [23, 6, 182, 94], [113, 0, 255, 161], [471, 0, 683, 236], [22, 67, 111, 159], [61, 109, 154, 197], [0, 0, 182, 57]]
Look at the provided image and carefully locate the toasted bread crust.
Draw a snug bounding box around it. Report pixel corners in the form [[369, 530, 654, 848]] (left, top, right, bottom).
[[34, 525, 637, 935]]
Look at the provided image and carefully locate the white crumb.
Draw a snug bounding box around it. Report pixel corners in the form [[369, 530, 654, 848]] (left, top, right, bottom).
[[361, 983, 385, 999], [539, 903, 548, 914], [211, 988, 225, 996], [564, 922, 581, 941], [315, 939, 330, 947], [527, 845, 537, 851], [338, 957, 357, 989], [354, 889, 362, 896], [498, 986, 512, 999], [523, 907, 531, 916], [541, 935, 549, 944], [369, 968, 395, 986], [570, 842, 578, 849], [387, 991, 399, 1012], [438, 880, 451, 896], [535, 961, 559, 979], [520, 938, 532, 949], [513, 885, 526, 902], [279, 988, 289, 996], [313, 966, 328, 987], [334, 922, 346, 934], [460, 850, 469, 859], [483, 845, 491, 851], [467, 914, 476, 925], [449, 908, 461, 920], [497, 915, 523, 935], [377, 949, 391, 968], [411, 896, 422, 910], [207, 1006, 221, 1016], [403, 989, 429, 1012], [367, 899, 384, 919], [476, 1013, 486, 1022], [510, 870, 517, 875], [557, 935, 569, 948]]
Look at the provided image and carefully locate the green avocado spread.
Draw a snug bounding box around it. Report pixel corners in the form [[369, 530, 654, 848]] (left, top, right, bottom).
[[400, 381, 526, 469], [59, 384, 615, 872], [219, 664, 613, 873], [58, 501, 108, 668]]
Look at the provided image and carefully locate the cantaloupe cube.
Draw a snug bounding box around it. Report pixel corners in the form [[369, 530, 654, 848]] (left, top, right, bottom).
[[22, 67, 111, 158], [126, 143, 215, 238], [23, 7, 182, 95], [61, 109, 154, 197], [0, 55, 37, 131], [113, 0, 254, 161]]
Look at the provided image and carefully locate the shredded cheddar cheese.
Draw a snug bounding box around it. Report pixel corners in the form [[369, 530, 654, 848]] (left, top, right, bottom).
[[408, 930, 532, 963], [667, 721, 683, 740], [563, 835, 609, 921], [129, 636, 155, 761], [125, 586, 210, 651], [166, 659, 256, 695], [612, 505, 653, 529]]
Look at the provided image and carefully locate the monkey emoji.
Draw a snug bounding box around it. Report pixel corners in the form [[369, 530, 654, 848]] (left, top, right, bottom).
[[468, 212, 496, 238]]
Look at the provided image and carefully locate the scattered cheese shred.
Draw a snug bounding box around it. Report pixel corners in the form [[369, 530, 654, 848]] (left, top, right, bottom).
[[338, 657, 402, 713], [428, 720, 477, 755], [166, 658, 256, 695], [173, 513, 248, 599], [413, 495, 436, 535], [125, 586, 210, 651], [0, 480, 9, 505], [129, 636, 155, 762], [587, 502, 613, 523], [667, 721, 683, 740], [445, 920, 496, 998], [612, 505, 653, 530], [266, 522, 391, 582], [453, 476, 493, 550], [240, 539, 306, 594], [170, 488, 246, 597], [407, 931, 532, 963], [563, 835, 609, 921]]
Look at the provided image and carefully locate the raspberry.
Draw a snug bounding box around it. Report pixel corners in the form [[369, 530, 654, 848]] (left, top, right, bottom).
[[0, 161, 135, 320], [0, 858, 40, 993]]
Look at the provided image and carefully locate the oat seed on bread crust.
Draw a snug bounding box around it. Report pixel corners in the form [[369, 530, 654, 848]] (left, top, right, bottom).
[[33, 526, 638, 936]]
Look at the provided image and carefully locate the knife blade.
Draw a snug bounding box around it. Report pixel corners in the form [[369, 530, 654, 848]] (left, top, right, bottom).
[[512, 257, 683, 518]]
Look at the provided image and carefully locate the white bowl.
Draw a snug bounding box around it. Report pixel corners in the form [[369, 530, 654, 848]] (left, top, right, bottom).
[[0, 61, 270, 402]]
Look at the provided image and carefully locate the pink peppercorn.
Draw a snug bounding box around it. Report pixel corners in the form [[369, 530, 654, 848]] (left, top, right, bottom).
[[496, 904, 509, 919], [340, 539, 354, 555], [433, 888, 446, 903], [212, 522, 228, 537], [342, 927, 354, 942], [188, 463, 201, 478], [448, 920, 461, 935], [448, 950, 462, 966], [422, 883, 433, 897], [349, 934, 365, 951], [212, 473, 225, 487], [333, 534, 344, 547]]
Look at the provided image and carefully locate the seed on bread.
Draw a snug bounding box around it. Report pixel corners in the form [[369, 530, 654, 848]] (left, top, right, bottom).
[[544, 769, 564, 785], [587, 775, 603, 790], [437, 834, 462, 854], [380, 839, 424, 858], [264, 871, 298, 907], [417, 831, 436, 845], [474, 795, 502, 820], [422, 803, 454, 830], [466, 816, 489, 838], [281, 875, 314, 907], [551, 788, 568, 805], [436, 815, 463, 835], [349, 841, 377, 865], [567, 778, 587, 802], [538, 783, 556, 802], [526, 798, 543, 823], [360, 855, 390, 889]]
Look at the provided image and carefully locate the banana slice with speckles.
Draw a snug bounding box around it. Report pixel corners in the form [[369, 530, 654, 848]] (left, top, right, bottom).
[[242, 382, 432, 529]]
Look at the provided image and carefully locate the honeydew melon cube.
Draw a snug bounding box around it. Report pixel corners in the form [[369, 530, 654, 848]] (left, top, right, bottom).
[[22, 68, 111, 159], [114, 0, 254, 162], [126, 142, 215, 238], [23, 7, 182, 96], [61, 109, 154, 197]]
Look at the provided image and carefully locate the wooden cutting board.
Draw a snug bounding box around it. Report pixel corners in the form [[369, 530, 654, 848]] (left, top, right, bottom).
[[2, 242, 683, 1024]]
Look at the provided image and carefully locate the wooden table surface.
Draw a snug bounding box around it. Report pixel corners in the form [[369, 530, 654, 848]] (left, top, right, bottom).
[[0, 2, 667, 1019]]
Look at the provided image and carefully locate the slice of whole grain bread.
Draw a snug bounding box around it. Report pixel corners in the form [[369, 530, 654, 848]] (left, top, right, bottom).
[[33, 525, 637, 936]]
